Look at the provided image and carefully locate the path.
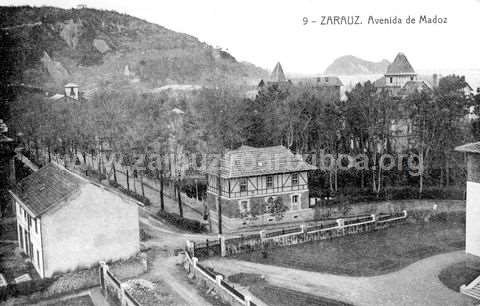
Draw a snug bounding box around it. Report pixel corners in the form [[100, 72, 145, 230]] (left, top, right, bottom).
[[142, 253, 211, 306], [203, 250, 476, 306]]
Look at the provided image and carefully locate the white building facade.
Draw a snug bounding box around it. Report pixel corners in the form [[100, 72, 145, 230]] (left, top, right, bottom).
[[10, 163, 140, 278]]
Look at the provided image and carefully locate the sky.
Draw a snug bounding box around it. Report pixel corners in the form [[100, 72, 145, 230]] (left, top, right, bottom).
[[2, 0, 480, 74]]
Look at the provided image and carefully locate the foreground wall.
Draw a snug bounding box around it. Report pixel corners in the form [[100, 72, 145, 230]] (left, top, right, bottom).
[[467, 181, 480, 257], [42, 184, 140, 277]]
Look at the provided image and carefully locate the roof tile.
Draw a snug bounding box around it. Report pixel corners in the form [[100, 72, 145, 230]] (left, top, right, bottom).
[[12, 163, 85, 217], [207, 145, 317, 178]]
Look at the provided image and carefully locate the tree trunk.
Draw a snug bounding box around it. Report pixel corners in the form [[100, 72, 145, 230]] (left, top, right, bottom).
[[159, 169, 164, 211], [126, 169, 130, 191], [113, 162, 117, 183], [177, 180, 183, 217]]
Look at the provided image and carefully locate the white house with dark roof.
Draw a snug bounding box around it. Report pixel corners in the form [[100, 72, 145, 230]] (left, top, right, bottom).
[[9, 163, 140, 278], [206, 145, 317, 231]]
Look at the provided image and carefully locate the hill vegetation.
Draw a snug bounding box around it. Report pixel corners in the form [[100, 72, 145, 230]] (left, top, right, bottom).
[[0, 5, 267, 94]]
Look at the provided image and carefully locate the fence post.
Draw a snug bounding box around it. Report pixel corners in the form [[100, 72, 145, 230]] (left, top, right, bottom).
[[215, 274, 223, 286], [300, 224, 305, 233], [192, 257, 198, 268], [371, 214, 376, 221], [403, 210, 408, 217], [219, 235, 226, 257], [337, 218, 345, 236], [244, 295, 252, 306], [259, 230, 265, 241], [99, 261, 107, 291], [120, 283, 128, 306]]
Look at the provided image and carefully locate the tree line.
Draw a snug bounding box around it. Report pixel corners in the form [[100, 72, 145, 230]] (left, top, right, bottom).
[[7, 75, 479, 200]]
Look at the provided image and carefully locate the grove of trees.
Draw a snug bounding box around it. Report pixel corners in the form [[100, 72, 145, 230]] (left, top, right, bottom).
[[6, 75, 480, 202]]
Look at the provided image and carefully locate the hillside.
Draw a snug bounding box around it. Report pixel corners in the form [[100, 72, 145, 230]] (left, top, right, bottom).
[[325, 55, 390, 75], [0, 6, 268, 94]]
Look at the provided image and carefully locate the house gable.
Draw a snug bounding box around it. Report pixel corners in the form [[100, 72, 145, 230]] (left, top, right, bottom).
[[41, 183, 139, 277]]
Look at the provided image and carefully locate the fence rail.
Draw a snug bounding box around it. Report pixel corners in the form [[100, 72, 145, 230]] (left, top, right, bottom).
[[183, 251, 254, 306], [200, 210, 409, 258], [99, 262, 141, 306]]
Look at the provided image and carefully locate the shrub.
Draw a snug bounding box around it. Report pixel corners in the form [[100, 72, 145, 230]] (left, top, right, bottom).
[[155, 210, 205, 233], [0, 278, 55, 302], [87, 169, 107, 181]]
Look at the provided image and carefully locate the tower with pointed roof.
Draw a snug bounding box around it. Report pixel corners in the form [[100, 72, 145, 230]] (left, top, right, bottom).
[[384, 53, 417, 88], [270, 62, 287, 82]]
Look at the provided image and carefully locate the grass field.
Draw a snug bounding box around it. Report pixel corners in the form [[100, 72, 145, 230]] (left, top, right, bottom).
[[439, 261, 480, 292], [233, 213, 465, 276]]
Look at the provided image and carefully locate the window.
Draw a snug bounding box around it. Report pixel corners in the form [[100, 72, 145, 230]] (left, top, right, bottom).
[[291, 173, 299, 186], [266, 175, 273, 188], [37, 250, 40, 268], [291, 194, 300, 210], [35, 219, 38, 234], [389, 77, 393, 83], [18, 225, 23, 249], [410, 76, 414, 81], [239, 200, 250, 214], [239, 178, 248, 192]]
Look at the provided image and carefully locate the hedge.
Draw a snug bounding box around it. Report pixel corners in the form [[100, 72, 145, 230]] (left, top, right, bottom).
[[155, 210, 205, 233], [321, 186, 465, 206], [108, 180, 151, 206], [0, 278, 55, 302]]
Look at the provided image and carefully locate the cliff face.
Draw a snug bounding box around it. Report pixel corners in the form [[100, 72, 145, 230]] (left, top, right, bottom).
[[325, 55, 390, 75], [0, 6, 267, 92]]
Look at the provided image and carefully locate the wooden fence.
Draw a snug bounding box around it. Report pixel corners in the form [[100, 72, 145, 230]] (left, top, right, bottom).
[[188, 211, 408, 258], [99, 262, 140, 306], [183, 250, 257, 306]]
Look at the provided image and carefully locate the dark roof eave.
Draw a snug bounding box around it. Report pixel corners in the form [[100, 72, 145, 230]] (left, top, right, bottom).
[[206, 167, 317, 179]]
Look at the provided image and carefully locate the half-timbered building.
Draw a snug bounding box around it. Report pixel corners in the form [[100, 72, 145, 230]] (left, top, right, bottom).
[[206, 145, 317, 231]]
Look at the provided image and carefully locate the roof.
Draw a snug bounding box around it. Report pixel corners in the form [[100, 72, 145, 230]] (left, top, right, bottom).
[[11, 163, 85, 217], [207, 145, 317, 179], [48, 94, 65, 101], [385, 53, 416, 75], [171, 107, 185, 115], [455, 142, 480, 154], [400, 80, 433, 95], [271, 62, 287, 82], [64, 83, 79, 88], [292, 76, 343, 87]]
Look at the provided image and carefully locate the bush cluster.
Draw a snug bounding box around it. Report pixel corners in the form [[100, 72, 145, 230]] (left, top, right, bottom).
[[156, 210, 205, 233], [322, 186, 464, 206], [0, 278, 55, 302]]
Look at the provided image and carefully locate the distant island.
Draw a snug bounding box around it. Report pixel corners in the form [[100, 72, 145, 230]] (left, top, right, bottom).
[[325, 55, 390, 75]]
